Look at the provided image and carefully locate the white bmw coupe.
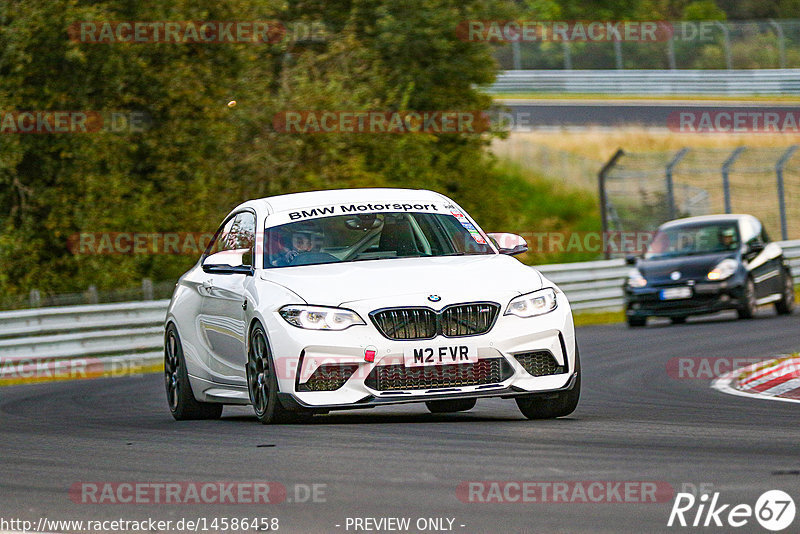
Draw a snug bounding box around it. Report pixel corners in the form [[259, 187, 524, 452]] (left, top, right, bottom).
[[164, 188, 580, 423]]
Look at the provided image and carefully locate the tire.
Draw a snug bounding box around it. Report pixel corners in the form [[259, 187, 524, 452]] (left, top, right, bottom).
[[246, 323, 305, 424], [670, 316, 687, 324], [165, 324, 223, 421], [516, 347, 581, 420], [425, 398, 477, 413], [737, 277, 757, 319], [627, 315, 646, 327], [775, 270, 795, 315]]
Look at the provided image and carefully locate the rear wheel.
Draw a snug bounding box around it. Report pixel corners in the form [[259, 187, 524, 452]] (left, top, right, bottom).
[[775, 270, 795, 315], [670, 316, 687, 324], [426, 398, 476, 413], [247, 323, 305, 424], [627, 315, 646, 327], [737, 277, 757, 319], [516, 348, 581, 420], [164, 325, 223, 421]]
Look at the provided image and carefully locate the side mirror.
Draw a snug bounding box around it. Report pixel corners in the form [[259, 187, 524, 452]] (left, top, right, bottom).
[[202, 249, 254, 275], [625, 255, 637, 265], [747, 241, 765, 255], [486, 233, 528, 256]]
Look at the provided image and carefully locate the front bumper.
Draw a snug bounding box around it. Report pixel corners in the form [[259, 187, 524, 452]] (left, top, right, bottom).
[[279, 372, 579, 412], [266, 294, 577, 409], [624, 278, 746, 318]]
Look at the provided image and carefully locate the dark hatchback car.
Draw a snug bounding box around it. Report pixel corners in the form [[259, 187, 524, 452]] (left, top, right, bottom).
[[624, 215, 794, 327]]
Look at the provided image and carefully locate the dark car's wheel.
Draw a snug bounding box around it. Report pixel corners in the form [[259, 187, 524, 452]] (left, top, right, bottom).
[[516, 348, 581, 420], [775, 270, 795, 315], [737, 277, 758, 319], [165, 324, 223, 421], [627, 315, 646, 327], [426, 398, 477, 413], [670, 316, 687, 324], [247, 323, 303, 424]]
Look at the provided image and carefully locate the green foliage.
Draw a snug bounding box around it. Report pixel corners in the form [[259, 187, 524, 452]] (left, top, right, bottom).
[[682, 0, 727, 20], [1, 0, 596, 298]]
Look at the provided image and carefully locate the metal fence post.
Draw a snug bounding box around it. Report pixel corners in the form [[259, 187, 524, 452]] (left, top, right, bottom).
[[29, 289, 41, 308], [716, 22, 733, 70], [770, 20, 787, 69], [613, 39, 623, 69], [142, 278, 154, 301], [511, 41, 522, 70], [599, 149, 625, 259], [563, 42, 572, 70], [776, 145, 798, 241], [87, 285, 99, 305], [667, 37, 676, 70], [665, 147, 689, 219], [722, 147, 745, 213]]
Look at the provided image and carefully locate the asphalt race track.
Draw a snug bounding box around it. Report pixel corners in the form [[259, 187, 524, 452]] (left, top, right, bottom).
[[2, 310, 799, 533], [498, 100, 800, 128]]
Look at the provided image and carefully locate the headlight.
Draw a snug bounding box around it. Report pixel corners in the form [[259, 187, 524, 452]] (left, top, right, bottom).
[[707, 259, 738, 281], [505, 288, 558, 318], [627, 268, 647, 288], [279, 305, 365, 330]]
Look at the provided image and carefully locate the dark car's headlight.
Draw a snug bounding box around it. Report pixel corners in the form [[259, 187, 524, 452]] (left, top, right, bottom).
[[279, 305, 365, 330], [707, 259, 738, 281], [505, 288, 558, 318], [627, 268, 647, 288]]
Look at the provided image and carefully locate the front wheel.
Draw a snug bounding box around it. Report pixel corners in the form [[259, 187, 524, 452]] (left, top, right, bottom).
[[775, 270, 795, 315], [737, 277, 757, 319], [165, 325, 223, 421], [516, 348, 581, 420], [247, 323, 304, 424]]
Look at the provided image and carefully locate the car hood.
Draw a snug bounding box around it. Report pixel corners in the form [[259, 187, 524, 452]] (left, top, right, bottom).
[[259, 254, 543, 307], [638, 251, 738, 283]]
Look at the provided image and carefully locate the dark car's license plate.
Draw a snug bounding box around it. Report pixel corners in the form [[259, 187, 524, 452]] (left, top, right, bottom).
[[660, 287, 692, 300]]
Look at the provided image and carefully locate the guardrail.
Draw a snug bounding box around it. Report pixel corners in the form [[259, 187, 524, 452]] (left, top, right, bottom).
[[0, 300, 169, 380], [2, 240, 799, 373], [489, 69, 800, 95]]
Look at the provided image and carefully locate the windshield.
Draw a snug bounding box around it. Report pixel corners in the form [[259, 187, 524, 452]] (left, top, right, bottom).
[[645, 222, 740, 259], [264, 212, 494, 268]]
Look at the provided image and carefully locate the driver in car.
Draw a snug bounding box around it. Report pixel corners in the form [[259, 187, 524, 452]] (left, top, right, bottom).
[[279, 230, 318, 265], [718, 227, 738, 250]]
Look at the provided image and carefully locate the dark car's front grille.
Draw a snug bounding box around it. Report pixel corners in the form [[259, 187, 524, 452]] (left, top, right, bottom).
[[514, 351, 565, 377], [364, 358, 513, 391], [371, 303, 500, 340]]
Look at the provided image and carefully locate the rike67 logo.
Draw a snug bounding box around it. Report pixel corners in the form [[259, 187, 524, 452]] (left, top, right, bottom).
[[668, 490, 796, 531]]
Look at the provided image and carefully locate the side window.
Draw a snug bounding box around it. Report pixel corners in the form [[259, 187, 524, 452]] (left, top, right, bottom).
[[207, 211, 256, 266]]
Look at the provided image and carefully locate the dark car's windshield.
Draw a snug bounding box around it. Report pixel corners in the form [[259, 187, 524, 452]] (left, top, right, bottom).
[[645, 222, 740, 260], [264, 212, 494, 268]]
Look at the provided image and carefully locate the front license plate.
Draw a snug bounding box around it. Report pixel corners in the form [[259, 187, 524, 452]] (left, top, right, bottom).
[[403, 345, 478, 367], [660, 287, 692, 300]]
